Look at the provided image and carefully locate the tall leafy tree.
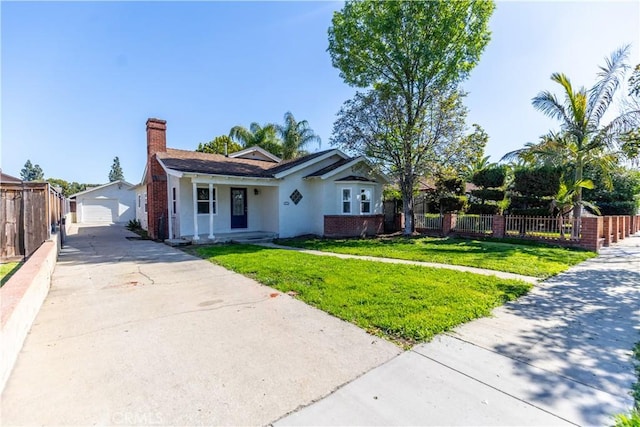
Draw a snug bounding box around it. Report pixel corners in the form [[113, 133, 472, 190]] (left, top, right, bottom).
[[196, 135, 242, 155], [108, 156, 125, 182], [517, 46, 638, 220], [229, 122, 282, 157], [333, 87, 469, 188], [20, 160, 44, 181], [328, 0, 494, 234], [276, 112, 321, 160]]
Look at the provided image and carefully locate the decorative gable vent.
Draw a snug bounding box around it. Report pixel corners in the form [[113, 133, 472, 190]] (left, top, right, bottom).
[[290, 189, 303, 205]]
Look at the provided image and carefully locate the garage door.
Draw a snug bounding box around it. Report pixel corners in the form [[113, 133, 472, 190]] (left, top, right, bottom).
[[81, 199, 118, 223]]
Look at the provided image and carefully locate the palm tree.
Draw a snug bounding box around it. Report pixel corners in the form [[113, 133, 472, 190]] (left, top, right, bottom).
[[275, 112, 321, 160], [229, 122, 282, 157], [551, 178, 601, 238], [528, 45, 637, 220]]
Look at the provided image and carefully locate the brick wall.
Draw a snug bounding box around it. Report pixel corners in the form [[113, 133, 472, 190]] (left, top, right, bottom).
[[146, 118, 168, 240], [578, 216, 603, 251], [324, 215, 384, 237]]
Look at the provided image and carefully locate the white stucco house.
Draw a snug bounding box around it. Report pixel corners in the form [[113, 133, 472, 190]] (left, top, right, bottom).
[[70, 180, 136, 223], [140, 118, 389, 241]]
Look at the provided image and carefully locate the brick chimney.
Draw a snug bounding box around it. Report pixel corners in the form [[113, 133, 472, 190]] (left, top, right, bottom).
[[146, 118, 168, 240]]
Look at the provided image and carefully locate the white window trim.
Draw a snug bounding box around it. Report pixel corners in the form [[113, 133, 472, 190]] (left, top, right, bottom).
[[359, 187, 372, 215], [196, 186, 218, 216], [341, 187, 352, 214]]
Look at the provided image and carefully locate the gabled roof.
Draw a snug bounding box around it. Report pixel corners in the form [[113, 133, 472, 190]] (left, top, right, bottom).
[[229, 146, 281, 163], [304, 156, 391, 184], [157, 148, 347, 179], [157, 149, 276, 178], [268, 150, 338, 176], [304, 158, 353, 178], [335, 175, 377, 182], [69, 180, 134, 198]]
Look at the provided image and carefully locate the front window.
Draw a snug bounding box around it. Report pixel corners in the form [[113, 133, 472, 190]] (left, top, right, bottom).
[[197, 187, 217, 214], [360, 188, 371, 214], [342, 188, 351, 214]]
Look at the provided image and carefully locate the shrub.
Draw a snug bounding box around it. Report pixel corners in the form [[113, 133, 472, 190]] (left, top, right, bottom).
[[467, 203, 500, 215], [512, 166, 561, 197], [470, 189, 506, 202], [596, 201, 638, 216], [438, 196, 467, 213], [509, 208, 553, 217], [126, 219, 142, 231], [472, 166, 507, 189]]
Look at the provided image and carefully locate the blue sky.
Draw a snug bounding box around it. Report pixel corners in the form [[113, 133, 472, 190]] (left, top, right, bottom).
[[2, 1, 638, 184]]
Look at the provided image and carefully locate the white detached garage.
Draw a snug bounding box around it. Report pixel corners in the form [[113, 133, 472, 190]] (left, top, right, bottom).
[[71, 180, 135, 224]]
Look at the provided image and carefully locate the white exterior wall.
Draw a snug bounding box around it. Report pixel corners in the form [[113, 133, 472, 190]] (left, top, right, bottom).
[[134, 187, 148, 230], [176, 178, 280, 237], [276, 154, 349, 238], [76, 183, 136, 223], [167, 153, 385, 239], [319, 168, 384, 216]]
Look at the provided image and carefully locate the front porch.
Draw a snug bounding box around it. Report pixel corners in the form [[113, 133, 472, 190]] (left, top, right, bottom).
[[165, 230, 278, 246]]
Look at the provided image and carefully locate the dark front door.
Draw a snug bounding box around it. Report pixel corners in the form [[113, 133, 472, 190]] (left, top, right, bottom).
[[230, 188, 248, 229]]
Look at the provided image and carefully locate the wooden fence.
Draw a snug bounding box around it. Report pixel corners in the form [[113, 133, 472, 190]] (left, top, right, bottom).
[[1, 183, 67, 260]]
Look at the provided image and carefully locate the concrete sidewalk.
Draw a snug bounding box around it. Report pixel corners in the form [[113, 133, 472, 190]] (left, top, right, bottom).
[[0, 224, 400, 426], [277, 234, 640, 426]]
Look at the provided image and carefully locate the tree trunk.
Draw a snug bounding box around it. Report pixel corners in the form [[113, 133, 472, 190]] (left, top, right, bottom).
[[402, 189, 414, 235], [400, 176, 415, 236], [572, 154, 584, 239]]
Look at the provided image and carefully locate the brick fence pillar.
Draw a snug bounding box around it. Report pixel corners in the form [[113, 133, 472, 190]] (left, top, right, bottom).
[[442, 213, 456, 236], [580, 216, 602, 252], [624, 215, 631, 237], [612, 216, 619, 243], [619, 216, 626, 240], [492, 215, 505, 238], [603, 216, 611, 247]]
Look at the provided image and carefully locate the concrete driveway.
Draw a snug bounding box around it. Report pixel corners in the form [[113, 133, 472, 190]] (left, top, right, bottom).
[[1, 224, 400, 426]]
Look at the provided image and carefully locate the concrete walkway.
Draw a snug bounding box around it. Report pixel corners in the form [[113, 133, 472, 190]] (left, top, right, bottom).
[[276, 234, 640, 426], [259, 243, 540, 284], [0, 224, 400, 426]]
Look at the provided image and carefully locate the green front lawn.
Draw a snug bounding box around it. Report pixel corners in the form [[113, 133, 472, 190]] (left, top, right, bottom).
[[277, 236, 596, 278], [195, 244, 531, 346], [0, 262, 21, 287]]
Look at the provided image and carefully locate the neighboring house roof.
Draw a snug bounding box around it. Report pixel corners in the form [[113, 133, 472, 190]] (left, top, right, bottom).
[[69, 179, 134, 198], [1, 172, 22, 183]]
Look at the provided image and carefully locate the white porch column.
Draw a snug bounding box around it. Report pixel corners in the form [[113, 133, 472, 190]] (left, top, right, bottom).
[[208, 183, 215, 239], [192, 181, 199, 241]]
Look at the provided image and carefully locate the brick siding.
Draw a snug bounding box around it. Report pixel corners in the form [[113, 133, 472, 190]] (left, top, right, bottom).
[[324, 215, 384, 237], [146, 118, 168, 240]]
